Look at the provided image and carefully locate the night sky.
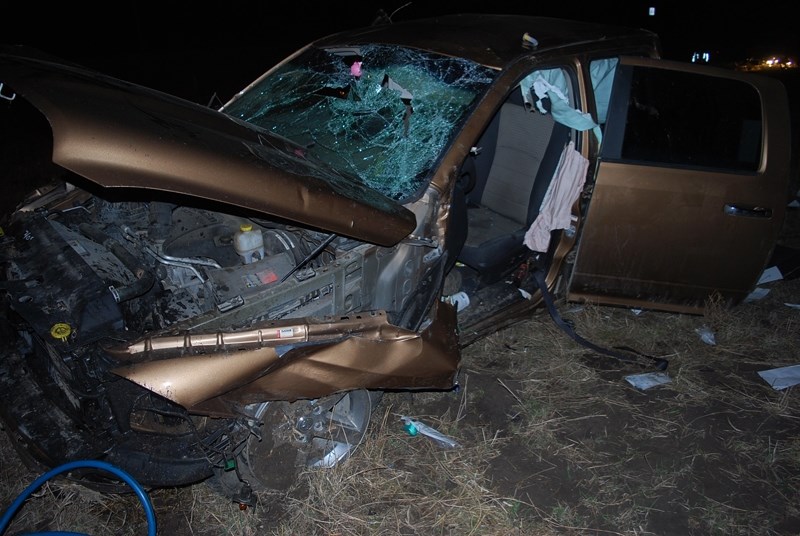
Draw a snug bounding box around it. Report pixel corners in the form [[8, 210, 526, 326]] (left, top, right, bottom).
[[3, 1, 797, 104]]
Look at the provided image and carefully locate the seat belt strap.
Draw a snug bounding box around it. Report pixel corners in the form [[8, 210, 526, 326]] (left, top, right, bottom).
[[532, 269, 669, 371]]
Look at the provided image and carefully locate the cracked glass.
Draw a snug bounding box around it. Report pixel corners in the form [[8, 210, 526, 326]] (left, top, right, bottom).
[[222, 44, 497, 201]]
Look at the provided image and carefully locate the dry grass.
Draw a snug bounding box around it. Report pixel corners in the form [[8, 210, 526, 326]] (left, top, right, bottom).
[[277, 409, 514, 535], [3, 207, 800, 535]]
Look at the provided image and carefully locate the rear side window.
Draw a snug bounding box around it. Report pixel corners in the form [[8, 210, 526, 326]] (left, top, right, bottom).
[[602, 65, 762, 172]]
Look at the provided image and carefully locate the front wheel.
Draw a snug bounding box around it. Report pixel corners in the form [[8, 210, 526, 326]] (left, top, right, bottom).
[[210, 389, 380, 500]]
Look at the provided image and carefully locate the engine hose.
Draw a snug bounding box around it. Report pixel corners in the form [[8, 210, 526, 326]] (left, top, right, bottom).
[[78, 224, 155, 302], [0, 459, 157, 536]]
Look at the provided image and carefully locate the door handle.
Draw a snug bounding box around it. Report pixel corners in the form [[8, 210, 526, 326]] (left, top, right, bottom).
[[723, 203, 772, 218]]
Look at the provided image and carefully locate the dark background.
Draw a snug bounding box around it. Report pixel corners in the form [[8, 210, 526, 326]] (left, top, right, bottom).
[[3, 1, 797, 105]]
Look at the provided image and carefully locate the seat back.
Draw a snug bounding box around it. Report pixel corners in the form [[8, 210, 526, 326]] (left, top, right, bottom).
[[456, 101, 571, 282], [480, 103, 556, 225]]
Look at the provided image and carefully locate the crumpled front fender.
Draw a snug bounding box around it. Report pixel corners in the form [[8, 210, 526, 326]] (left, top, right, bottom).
[[108, 303, 460, 416]]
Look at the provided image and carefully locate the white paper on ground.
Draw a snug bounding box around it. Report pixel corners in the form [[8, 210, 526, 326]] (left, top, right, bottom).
[[744, 287, 771, 302], [625, 371, 672, 390], [758, 266, 783, 285], [758, 364, 800, 390]]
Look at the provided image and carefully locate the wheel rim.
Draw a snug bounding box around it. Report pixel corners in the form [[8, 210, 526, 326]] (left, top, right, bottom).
[[244, 389, 374, 490]]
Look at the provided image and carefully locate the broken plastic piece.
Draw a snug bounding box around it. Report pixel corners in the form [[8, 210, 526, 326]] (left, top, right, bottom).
[[695, 325, 716, 345], [400, 416, 460, 449], [521, 32, 538, 49], [0, 82, 16, 101], [403, 420, 418, 436], [232, 483, 255, 508], [447, 291, 470, 312]]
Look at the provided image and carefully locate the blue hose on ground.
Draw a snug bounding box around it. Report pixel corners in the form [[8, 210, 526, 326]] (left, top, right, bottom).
[[0, 459, 157, 536]]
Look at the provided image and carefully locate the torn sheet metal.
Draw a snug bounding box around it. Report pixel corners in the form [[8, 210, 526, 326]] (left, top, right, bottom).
[[110, 304, 460, 416]]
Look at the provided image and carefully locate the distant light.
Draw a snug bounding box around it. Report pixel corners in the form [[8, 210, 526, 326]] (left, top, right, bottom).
[[648, 6, 656, 16], [736, 55, 798, 71]]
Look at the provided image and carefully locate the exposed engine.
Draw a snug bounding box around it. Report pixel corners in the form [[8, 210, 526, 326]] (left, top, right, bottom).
[[0, 180, 402, 488], [1, 181, 375, 349]]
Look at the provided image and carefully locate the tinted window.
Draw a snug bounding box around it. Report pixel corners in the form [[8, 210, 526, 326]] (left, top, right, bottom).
[[604, 66, 762, 172]]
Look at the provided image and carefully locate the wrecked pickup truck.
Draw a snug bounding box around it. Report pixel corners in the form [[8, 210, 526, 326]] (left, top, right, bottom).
[[0, 13, 791, 502]]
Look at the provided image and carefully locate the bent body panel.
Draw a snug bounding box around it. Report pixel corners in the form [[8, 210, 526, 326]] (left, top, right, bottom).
[[0, 52, 416, 246], [110, 304, 459, 416]]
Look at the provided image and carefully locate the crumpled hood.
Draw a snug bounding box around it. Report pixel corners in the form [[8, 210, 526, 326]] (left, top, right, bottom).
[[0, 49, 417, 246]]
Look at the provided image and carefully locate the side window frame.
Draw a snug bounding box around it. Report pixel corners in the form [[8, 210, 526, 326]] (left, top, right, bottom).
[[601, 61, 763, 173]]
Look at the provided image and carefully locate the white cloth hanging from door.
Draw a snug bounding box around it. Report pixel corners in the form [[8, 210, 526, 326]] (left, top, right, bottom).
[[524, 140, 589, 252]]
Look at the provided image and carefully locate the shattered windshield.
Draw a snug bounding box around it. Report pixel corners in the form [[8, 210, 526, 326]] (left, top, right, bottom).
[[222, 44, 496, 201]]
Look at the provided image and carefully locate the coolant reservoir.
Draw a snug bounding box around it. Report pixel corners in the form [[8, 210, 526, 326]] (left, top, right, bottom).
[[233, 223, 265, 264]]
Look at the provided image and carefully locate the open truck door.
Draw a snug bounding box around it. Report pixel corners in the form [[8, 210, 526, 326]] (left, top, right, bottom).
[[569, 56, 792, 313]]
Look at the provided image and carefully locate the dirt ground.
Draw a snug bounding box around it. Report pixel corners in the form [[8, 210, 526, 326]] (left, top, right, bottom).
[[411, 291, 800, 535]]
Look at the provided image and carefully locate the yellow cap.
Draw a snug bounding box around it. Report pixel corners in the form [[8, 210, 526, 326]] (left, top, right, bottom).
[[240, 223, 253, 232], [50, 322, 72, 342]]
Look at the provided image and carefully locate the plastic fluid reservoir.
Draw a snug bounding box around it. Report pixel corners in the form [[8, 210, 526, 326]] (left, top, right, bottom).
[[234, 223, 265, 264]]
